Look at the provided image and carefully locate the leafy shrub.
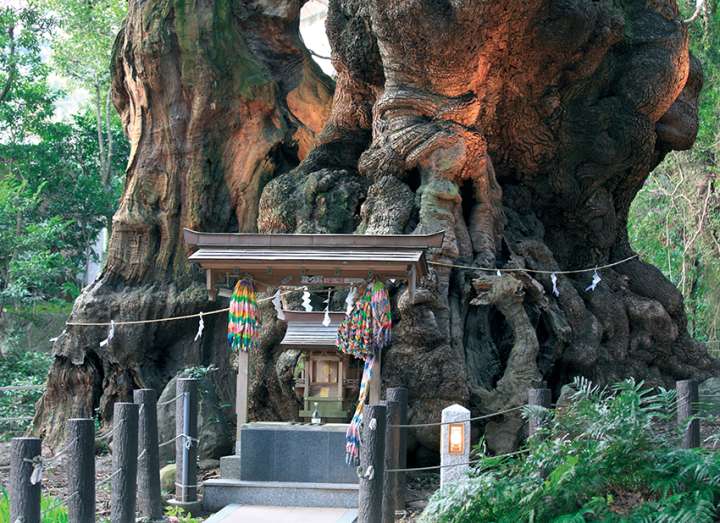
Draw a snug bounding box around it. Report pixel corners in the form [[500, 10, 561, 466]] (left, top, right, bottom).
[[165, 505, 203, 522], [0, 489, 68, 522], [421, 378, 720, 523], [0, 347, 51, 440]]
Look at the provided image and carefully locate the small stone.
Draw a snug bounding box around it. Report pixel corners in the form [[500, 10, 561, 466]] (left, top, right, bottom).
[[160, 463, 176, 493], [198, 458, 220, 471], [556, 384, 577, 409], [157, 373, 233, 466]]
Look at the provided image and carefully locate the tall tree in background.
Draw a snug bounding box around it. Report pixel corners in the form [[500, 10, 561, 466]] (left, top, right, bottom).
[[36, 0, 719, 457], [0, 4, 127, 314], [42, 0, 126, 189]]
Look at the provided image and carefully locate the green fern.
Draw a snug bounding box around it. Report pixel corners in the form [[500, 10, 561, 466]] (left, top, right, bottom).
[[421, 379, 720, 523]]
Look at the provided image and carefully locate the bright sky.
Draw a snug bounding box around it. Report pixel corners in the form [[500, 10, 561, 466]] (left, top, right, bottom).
[[301, 0, 335, 76]]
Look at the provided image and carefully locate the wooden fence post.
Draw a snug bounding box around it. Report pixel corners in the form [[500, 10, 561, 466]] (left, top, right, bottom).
[[382, 400, 400, 523], [236, 351, 249, 444], [67, 418, 95, 523], [677, 379, 700, 449], [134, 388, 163, 520], [386, 387, 408, 515], [528, 388, 551, 437], [10, 437, 41, 523], [170, 378, 200, 512], [440, 404, 470, 488], [358, 404, 386, 523], [111, 402, 139, 523]]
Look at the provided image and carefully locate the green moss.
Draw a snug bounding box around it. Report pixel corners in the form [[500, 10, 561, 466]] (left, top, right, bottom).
[[171, 0, 272, 99]]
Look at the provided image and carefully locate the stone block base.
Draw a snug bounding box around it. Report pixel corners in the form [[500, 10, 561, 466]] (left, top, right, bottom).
[[202, 479, 359, 512]]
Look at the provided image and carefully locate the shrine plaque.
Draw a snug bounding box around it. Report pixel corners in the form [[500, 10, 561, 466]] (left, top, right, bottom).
[[300, 275, 365, 285]]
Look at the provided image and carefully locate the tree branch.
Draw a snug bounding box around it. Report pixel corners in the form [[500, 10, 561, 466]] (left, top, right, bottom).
[[684, 0, 706, 24], [309, 48, 331, 61], [94, 82, 107, 185], [104, 85, 113, 188], [0, 24, 17, 103]]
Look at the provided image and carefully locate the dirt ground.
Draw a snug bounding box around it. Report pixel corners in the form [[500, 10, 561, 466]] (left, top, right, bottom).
[[1, 439, 115, 516], [1, 436, 437, 521], [400, 472, 439, 522]]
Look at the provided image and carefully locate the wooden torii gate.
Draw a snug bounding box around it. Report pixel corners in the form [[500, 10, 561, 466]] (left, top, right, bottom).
[[183, 228, 444, 429]]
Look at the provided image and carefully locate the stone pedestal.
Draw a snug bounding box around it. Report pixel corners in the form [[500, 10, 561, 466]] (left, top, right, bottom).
[[204, 422, 359, 512]]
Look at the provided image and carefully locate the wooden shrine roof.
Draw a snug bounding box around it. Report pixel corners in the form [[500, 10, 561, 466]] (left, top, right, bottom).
[[183, 229, 444, 295], [279, 310, 345, 350]]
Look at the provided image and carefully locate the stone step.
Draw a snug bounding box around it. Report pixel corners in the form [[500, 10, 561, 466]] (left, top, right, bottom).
[[202, 479, 359, 512], [219, 455, 358, 485], [205, 504, 358, 523]]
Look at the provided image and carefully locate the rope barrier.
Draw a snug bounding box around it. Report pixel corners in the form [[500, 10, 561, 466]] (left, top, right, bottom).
[[41, 490, 79, 516], [389, 405, 525, 428], [66, 306, 229, 327], [96, 428, 114, 441], [96, 468, 122, 488], [158, 436, 178, 448], [0, 416, 33, 423], [96, 416, 125, 442], [428, 254, 639, 275], [157, 392, 184, 407], [42, 437, 78, 468], [386, 459, 484, 473], [0, 384, 45, 392], [386, 449, 530, 473], [56, 256, 638, 329], [64, 288, 297, 328], [157, 432, 198, 449]]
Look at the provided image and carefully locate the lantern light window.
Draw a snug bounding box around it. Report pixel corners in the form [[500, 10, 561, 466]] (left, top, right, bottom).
[[448, 422, 465, 455]]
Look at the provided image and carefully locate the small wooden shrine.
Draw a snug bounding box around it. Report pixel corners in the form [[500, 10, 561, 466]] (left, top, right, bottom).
[[183, 227, 444, 424], [281, 310, 361, 421], [184, 228, 443, 511]]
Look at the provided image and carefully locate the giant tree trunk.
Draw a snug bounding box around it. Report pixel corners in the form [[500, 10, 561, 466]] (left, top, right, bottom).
[[37, 0, 718, 455], [34, 0, 333, 445]]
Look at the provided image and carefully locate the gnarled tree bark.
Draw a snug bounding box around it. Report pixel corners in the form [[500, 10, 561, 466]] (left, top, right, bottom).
[[37, 0, 718, 458], [34, 0, 333, 445]]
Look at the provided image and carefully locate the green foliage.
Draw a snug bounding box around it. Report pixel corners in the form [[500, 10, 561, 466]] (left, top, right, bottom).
[[421, 379, 720, 523], [0, 6, 54, 138], [0, 347, 51, 439], [629, 1, 720, 351], [164, 505, 203, 523], [40, 0, 125, 87], [0, 3, 128, 310], [0, 114, 126, 307], [0, 489, 68, 522]]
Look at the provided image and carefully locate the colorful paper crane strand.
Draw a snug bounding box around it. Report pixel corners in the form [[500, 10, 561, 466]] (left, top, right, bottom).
[[227, 279, 260, 352], [345, 355, 373, 465], [338, 279, 393, 465]]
